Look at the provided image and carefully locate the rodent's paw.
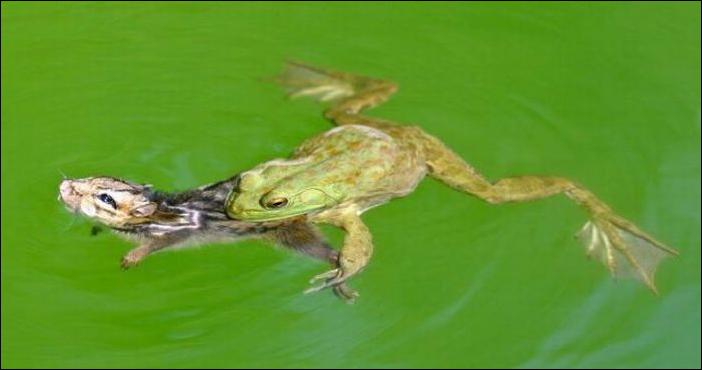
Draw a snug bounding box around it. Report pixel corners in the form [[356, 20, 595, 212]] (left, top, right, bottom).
[[120, 257, 137, 270], [120, 252, 144, 270]]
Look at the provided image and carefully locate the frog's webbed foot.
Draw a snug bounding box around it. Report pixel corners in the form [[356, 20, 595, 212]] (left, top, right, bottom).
[[274, 61, 398, 123], [275, 61, 356, 102], [576, 214, 678, 293]]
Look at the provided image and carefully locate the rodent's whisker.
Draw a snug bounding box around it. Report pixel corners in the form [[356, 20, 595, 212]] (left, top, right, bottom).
[[57, 168, 68, 180], [59, 212, 79, 232]]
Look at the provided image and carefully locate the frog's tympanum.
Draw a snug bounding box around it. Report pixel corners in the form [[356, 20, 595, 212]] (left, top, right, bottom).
[[226, 62, 678, 301]]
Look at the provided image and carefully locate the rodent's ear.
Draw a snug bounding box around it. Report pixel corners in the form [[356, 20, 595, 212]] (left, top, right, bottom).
[[131, 202, 157, 217]]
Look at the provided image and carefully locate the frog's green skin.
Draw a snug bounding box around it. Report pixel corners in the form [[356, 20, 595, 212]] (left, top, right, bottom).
[[227, 62, 678, 300]]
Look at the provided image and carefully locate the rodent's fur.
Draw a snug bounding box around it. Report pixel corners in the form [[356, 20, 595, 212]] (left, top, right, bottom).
[[59, 175, 339, 268]]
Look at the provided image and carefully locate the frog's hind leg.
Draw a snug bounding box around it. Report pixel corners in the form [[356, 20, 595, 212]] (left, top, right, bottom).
[[274, 61, 398, 126], [418, 131, 678, 293]]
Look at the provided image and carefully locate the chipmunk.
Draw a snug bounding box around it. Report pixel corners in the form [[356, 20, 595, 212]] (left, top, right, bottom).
[[58, 175, 356, 301]]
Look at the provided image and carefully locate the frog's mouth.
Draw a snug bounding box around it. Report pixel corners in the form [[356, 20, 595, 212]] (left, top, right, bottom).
[[226, 198, 324, 222], [230, 208, 306, 222]]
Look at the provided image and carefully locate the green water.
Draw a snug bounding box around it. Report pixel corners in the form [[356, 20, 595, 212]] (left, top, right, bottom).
[[2, 2, 700, 368]]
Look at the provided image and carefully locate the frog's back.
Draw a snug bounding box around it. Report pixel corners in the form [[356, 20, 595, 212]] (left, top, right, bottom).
[[293, 124, 426, 202], [293, 125, 389, 156]]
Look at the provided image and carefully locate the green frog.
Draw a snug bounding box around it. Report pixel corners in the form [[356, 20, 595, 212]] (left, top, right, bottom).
[[226, 62, 677, 301]]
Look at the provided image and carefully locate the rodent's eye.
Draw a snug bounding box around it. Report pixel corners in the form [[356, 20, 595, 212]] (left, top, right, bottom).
[[98, 193, 117, 209], [263, 197, 288, 209]]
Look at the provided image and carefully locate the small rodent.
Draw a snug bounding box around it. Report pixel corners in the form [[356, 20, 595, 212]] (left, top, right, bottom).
[[58, 175, 356, 300]]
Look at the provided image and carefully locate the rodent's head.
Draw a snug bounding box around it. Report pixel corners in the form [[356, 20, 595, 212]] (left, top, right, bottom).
[[226, 170, 340, 222], [58, 177, 157, 228]]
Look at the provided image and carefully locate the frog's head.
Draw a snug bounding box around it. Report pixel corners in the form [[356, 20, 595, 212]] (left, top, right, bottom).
[[226, 170, 341, 221]]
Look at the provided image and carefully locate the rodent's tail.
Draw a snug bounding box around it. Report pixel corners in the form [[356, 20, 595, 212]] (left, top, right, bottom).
[[274, 61, 398, 121]]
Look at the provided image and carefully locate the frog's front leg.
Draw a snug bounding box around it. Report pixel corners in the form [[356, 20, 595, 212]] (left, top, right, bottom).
[[267, 220, 359, 302], [304, 207, 373, 297]]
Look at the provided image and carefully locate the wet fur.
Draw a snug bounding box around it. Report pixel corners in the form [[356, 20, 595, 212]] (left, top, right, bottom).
[[70, 175, 339, 266]]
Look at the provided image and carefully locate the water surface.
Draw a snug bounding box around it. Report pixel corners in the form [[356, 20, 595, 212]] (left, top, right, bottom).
[[2, 2, 700, 368]]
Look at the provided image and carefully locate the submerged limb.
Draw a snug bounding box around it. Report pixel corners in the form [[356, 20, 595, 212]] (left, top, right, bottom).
[[418, 130, 677, 292]]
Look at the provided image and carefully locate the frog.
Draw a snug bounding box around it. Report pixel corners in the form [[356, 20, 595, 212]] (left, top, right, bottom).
[[226, 61, 678, 300]]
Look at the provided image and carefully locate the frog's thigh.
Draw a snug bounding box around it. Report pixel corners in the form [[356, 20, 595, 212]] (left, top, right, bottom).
[[418, 130, 575, 202]]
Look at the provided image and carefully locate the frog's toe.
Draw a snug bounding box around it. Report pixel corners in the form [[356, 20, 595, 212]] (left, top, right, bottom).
[[303, 282, 332, 295], [289, 85, 353, 102], [304, 274, 349, 295], [332, 283, 359, 304], [305, 269, 359, 302], [308, 268, 340, 284]]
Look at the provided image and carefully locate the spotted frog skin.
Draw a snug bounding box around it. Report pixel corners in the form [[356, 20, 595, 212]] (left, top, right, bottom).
[[226, 62, 678, 300]]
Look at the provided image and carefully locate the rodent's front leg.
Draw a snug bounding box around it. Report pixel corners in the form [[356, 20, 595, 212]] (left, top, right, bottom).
[[120, 245, 152, 270], [269, 219, 338, 263], [120, 237, 179, 270]]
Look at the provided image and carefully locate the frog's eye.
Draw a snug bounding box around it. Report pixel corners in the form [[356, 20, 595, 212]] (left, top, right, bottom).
[[263, 197, 288, 209], [98, 193, 117, 210]]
